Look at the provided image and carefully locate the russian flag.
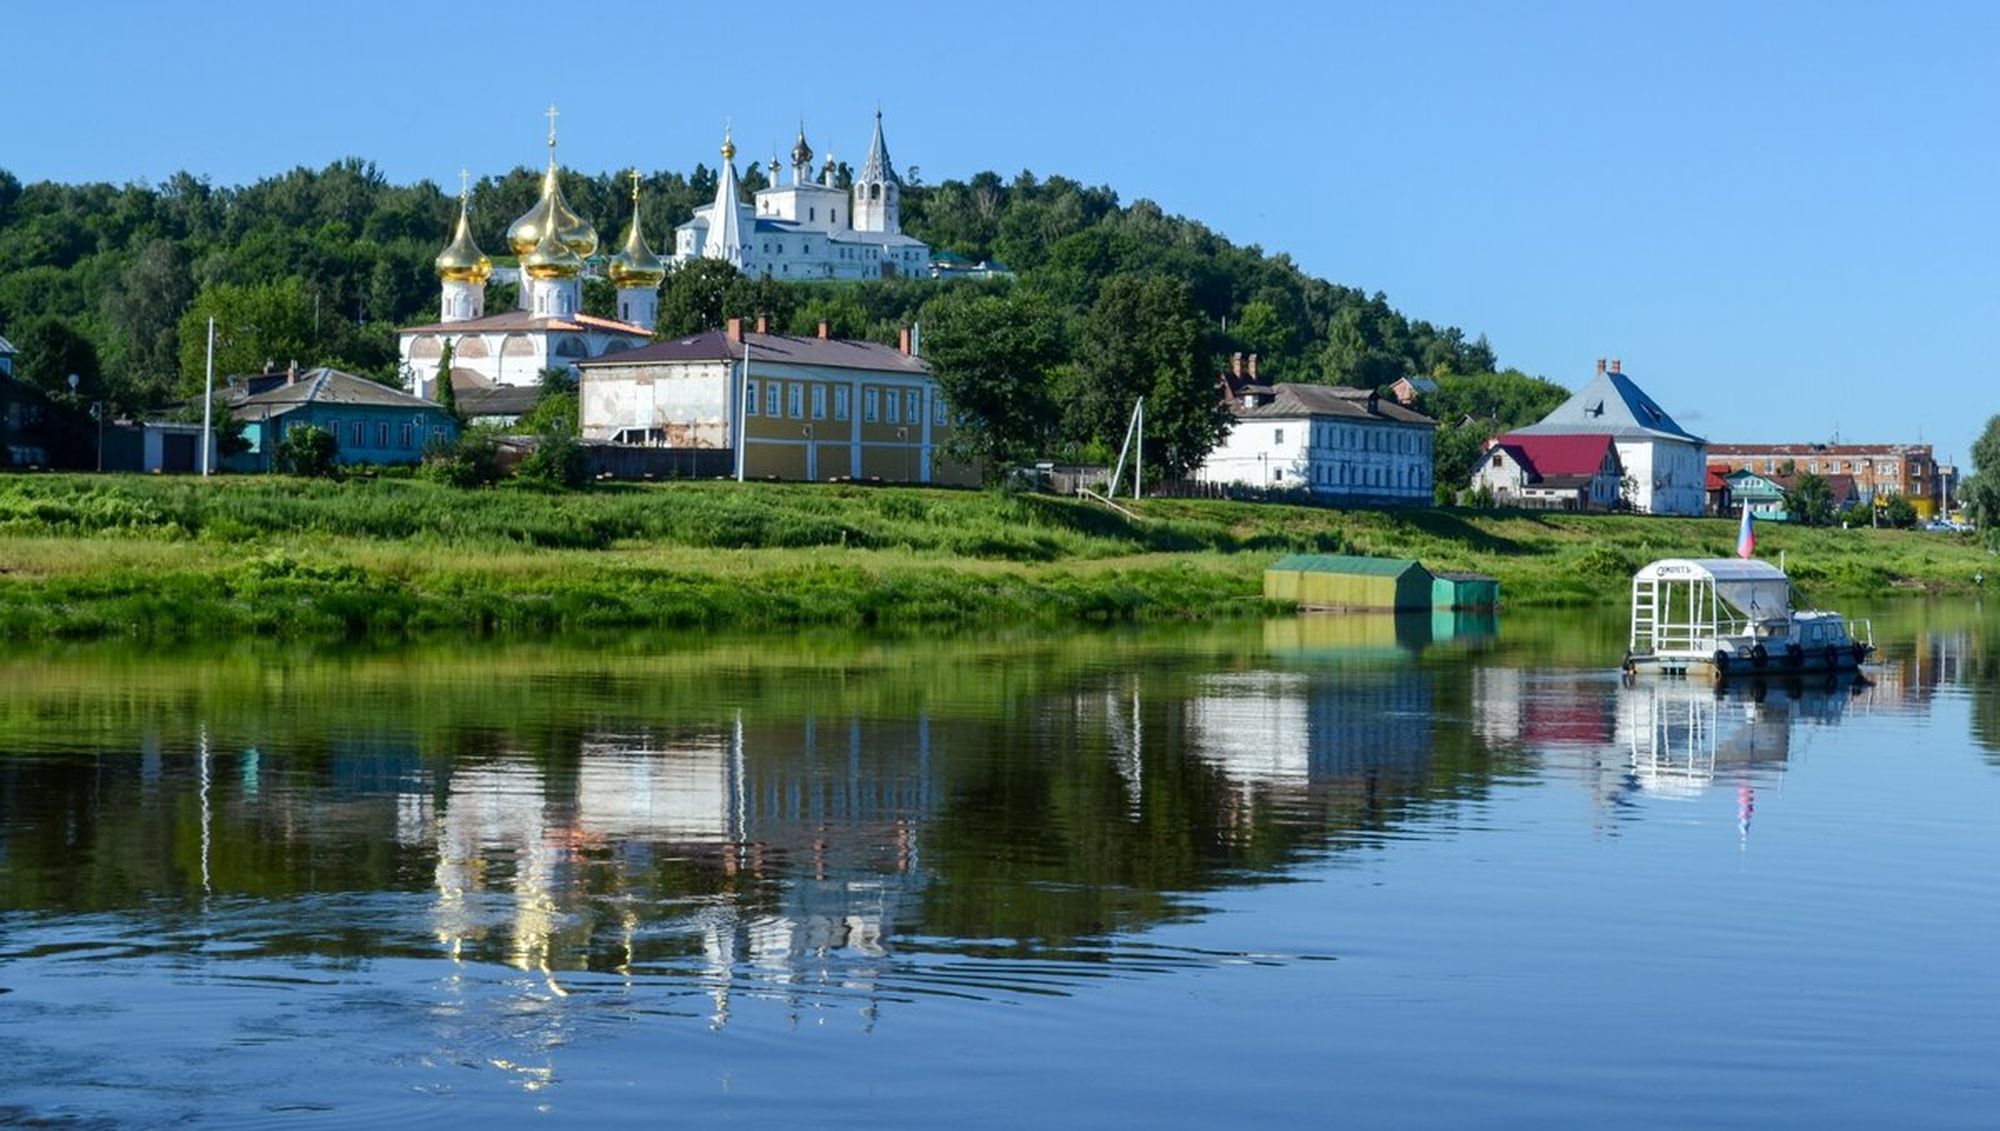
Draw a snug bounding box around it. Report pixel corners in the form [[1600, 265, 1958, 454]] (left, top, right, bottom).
[[1737, 503, 1755, 559]]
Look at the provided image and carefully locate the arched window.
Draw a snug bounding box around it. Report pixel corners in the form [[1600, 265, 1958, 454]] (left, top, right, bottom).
[[869, 184, 881, 201]]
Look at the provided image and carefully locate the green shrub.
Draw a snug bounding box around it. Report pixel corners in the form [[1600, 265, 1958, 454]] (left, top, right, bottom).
[[421, 432, 502, 488], [516, 428, 589, 490], [277, 424, 339, 477]]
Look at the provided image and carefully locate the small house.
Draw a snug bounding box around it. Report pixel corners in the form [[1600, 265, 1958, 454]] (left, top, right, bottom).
[[1432, 571, 1500, 610], [1265, 554, 1433, 611], [229, 367, 459, 470]]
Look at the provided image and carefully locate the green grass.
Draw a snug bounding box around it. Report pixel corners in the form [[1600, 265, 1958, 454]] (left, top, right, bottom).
[[0, 475, 1988, 641]]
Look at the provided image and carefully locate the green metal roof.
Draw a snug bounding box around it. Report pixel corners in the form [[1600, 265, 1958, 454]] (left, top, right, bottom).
[[1269, 554, 1427, 577]]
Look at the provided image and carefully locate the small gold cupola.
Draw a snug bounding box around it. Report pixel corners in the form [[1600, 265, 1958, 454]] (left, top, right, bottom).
[[435, 171, 493, 283], [521, 220, 584, 280], [606, 170, 666, 290]]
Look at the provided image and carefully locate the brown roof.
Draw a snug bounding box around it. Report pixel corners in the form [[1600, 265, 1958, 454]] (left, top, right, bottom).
[[458, 385, 544, 418], [398, 310, 652, 337], [232, 368, 444, 418], [575, 329, 931, 375], [1229, 382, 1434, 426]]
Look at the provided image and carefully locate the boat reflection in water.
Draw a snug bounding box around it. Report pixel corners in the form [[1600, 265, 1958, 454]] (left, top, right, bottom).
[[1618, 674, 1870, 798]]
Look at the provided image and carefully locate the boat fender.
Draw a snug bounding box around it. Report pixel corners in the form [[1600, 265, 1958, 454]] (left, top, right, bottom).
[[1751, 643, 1768, 668], [1851, 642, 1866, 665], [1712, 649, 1730, 672], [1824, 645, 1840, 669], [1785, 643, 1804, 668]]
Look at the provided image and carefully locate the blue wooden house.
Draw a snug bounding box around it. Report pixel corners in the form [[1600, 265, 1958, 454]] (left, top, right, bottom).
[[228, 368, 457, 470]]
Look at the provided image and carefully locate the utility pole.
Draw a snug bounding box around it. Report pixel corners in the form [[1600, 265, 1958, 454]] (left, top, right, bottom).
[[735, 336, 750, 482], [202, 316, 216, 477]]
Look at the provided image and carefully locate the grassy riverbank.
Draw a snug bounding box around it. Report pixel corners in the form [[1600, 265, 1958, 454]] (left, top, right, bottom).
[[0, 475, 1988, 640]]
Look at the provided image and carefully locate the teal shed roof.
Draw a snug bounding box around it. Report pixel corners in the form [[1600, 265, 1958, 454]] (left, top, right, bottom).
[[1270, 554, 1428, 577]]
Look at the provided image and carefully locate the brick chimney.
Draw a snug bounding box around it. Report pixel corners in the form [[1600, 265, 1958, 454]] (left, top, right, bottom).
[[1609, 358, 1621, 375], [755, 314, 769, 335], [898, 326, 912, 355], [1596, 358, 1606, 376], [1248, 353, 1259, 381], [726, 317, 743, 343], [817, 320, 831, 340], [1231, 352, 1243, 378]]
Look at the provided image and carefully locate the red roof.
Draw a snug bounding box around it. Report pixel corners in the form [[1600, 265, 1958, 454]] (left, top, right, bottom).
[[1491, 432, 1618, 479], [1707, 469, 1730, 490]]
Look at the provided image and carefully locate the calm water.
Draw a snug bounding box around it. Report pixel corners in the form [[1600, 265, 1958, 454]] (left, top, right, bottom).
[[2, 603, 1997, 1127]]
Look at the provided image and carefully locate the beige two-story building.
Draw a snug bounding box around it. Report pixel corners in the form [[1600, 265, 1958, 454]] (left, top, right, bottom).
[[575, 318, 975, 485]]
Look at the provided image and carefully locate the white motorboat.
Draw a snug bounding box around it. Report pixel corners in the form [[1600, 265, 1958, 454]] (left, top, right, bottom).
[[1622, 558, 1873, 680]]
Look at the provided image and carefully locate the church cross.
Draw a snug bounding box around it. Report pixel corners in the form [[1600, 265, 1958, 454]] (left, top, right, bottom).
[[545, 103, 560, 148]]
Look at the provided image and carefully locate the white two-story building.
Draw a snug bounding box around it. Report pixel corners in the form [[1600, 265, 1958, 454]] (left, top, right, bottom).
[[1194, 382, 1436, 506], [1507, 360, 1706, 516]]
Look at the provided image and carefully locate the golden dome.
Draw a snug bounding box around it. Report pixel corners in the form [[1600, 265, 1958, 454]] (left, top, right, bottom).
[[506, 160, 599, 259], [607, 173, 665, 289], [521, 223, 584, 280], [720, 130, 737, 164], [435, 196, 492, 283]]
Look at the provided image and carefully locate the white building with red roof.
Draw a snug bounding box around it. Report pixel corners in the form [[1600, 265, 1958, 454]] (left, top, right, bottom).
[[1470, 432, 1626, 510]]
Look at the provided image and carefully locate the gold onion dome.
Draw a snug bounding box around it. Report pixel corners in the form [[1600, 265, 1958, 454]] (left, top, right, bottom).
[[720, 131, 737, 163], [521, 223, 584, 280], [506, 162, 598, 259], [435, 198, 492, 283], [791, 125, 813, 168], [607, 175, 666, 289]]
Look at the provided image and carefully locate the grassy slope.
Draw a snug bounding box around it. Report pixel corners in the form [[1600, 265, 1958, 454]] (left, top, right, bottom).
[[0, 475, 1988, 640]]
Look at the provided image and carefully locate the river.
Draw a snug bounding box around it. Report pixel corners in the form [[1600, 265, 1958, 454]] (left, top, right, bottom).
[[1, 600, 1996, 1127]]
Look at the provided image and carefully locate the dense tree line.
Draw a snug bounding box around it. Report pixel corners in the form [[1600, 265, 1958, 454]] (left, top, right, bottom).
[[1, 158, 1535, 482]]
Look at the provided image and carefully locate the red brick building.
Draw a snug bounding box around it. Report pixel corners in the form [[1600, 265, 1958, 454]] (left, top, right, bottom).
[[1705, 443, 1940, 519]]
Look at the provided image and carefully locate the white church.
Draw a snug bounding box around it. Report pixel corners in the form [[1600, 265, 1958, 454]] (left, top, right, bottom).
[[398, 114, 659, 397], [672, 112, 932, 281]]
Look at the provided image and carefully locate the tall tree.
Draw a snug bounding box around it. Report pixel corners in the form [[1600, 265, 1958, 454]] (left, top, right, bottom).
[[434, 339, 458, 420], [655, 259, 742, 337], [920, 288, 1063, 479], [11, 314, 101, 401], [1964, 414, 2000, 543], [1066, 274, 1226, 478]]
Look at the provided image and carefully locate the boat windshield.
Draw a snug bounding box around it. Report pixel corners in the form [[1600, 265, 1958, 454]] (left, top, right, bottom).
[[1713, 575, 1791, 621]]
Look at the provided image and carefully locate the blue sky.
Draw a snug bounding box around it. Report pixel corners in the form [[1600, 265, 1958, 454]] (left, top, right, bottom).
[[9, 0, 1996, 467]]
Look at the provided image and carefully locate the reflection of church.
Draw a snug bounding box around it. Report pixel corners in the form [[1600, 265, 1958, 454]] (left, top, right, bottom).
[[397, 110, 660, 398]]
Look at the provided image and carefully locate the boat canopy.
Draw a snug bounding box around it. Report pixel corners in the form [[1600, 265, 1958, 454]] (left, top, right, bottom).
[[1632, 558, 1791, 619]]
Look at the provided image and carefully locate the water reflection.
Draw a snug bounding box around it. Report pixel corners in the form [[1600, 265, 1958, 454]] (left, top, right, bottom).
[[0, 604, 1996, 1120]]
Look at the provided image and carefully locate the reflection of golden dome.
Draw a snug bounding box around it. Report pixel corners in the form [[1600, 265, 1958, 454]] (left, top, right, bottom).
[[435, 198, 492, 283], [521, 223, 583, 279], [506, 160, 598, 259], [607, 174, 665, 289]]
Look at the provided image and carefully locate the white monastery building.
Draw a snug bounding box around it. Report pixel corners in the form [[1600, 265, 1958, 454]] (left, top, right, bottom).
[[1195, 365, 1436, 506], [673, 112, 931, 281], [1508, 359, 1707, 516]]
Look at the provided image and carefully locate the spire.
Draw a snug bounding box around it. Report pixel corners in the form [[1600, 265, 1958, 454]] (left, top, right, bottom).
[[857, 107, 896, 186], [702, 127, 746, 265]]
